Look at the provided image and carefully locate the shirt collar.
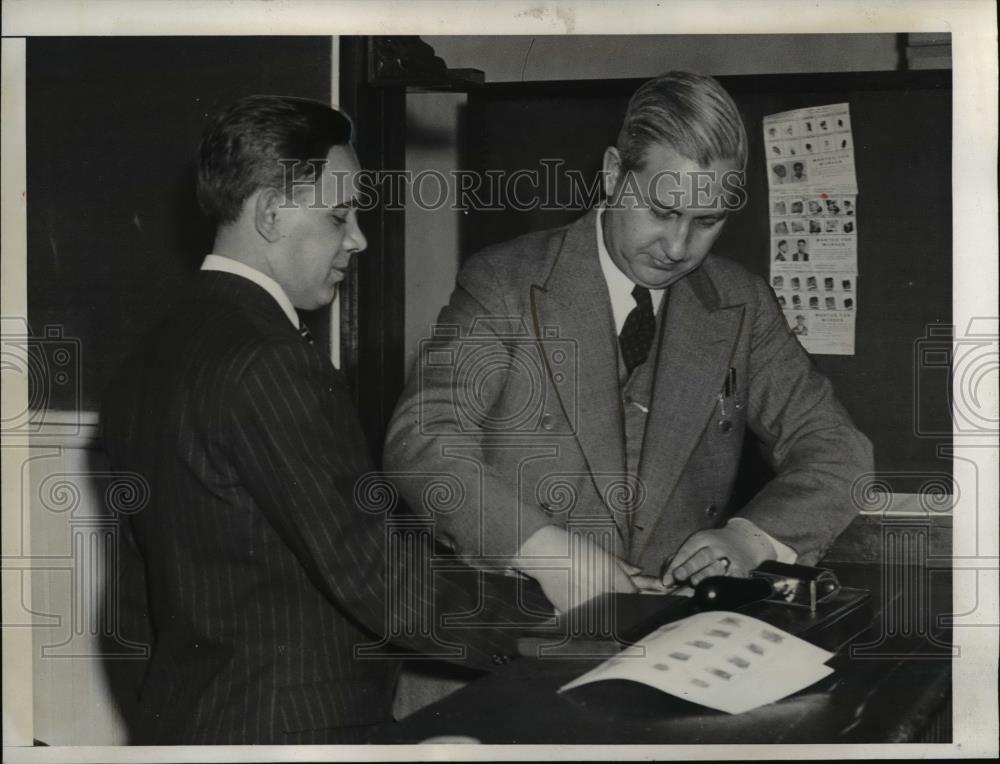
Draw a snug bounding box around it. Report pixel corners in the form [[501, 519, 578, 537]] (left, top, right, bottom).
[[595, 207, 666, 335], [201, 254, 300, 329]]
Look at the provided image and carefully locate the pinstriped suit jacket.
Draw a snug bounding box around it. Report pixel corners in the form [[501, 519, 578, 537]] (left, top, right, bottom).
[[101, 271, 550, 744]]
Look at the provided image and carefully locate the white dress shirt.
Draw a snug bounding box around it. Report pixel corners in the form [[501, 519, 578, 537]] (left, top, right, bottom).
[[595, 207, 666, 332]]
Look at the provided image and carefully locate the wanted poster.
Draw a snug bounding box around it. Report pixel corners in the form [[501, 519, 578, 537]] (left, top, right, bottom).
[[764, 104, 857, 194], [770, 193, 858, 273], [771, 272, 856, 311], [765, 104, 859, 355], [782, 308, 857, 356], [774, 271, 857, 354]]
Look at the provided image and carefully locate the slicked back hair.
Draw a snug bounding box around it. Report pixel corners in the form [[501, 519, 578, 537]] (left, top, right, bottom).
[[616, 71, 748, 172], [197, 95, 353, 225]]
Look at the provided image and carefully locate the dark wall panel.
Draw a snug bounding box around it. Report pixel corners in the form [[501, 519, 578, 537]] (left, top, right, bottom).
[[27, 36, 332, 411]]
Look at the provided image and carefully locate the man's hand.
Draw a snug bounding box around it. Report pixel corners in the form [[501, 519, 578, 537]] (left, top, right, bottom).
[[513, 525, 637, 613], [662, 521, 777, 587]]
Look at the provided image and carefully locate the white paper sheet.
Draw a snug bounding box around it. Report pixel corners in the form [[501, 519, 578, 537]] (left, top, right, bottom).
[[764, 104, 857, 194], [559, 611, 834, 715]]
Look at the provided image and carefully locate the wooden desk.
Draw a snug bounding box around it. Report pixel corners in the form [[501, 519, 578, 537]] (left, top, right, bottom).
[[374, 563, 952, 744]]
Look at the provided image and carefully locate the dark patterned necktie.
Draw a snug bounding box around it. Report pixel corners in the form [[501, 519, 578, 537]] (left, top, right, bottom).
[[619, 285, 656, 377], [298, 321, 315, 345]]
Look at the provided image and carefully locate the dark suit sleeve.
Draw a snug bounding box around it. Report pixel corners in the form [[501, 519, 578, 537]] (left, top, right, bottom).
[[225, 339, 549, 669], [738, 275, 874, 564]]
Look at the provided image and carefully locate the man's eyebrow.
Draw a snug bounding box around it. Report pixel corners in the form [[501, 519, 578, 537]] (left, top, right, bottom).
[[331, 198, 359, 210], [650, 198, 729, 217], [648, 194, 685, 212]]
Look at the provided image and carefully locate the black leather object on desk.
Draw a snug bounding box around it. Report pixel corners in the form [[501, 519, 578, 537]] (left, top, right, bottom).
[[373, 563, 952, 744]]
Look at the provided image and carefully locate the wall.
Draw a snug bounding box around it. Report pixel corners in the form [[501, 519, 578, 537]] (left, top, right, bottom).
[[425, 34, 902, 82], [27, 423, 140, 745], [26, 36, 335, 413], [403, 93, 466, 375]]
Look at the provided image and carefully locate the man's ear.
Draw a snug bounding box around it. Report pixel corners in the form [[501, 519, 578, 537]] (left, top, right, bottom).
[[602, 146, 622, 200], [252, 187, 285, 243]]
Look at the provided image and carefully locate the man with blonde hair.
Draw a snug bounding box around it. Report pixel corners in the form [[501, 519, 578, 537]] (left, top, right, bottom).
[[386, 71, 871, 613]]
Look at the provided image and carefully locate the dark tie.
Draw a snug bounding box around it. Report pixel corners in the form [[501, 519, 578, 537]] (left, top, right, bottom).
[[619, 285, 656, 377], [298, 321, 315, 345]]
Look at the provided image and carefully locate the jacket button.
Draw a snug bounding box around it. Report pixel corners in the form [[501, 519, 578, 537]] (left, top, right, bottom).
[[705, 504, 718, 519], [540, 413, 554, 431]]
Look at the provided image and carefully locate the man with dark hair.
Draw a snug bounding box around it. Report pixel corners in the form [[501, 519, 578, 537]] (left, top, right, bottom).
[[101, 95, 550, 745], [795, 239, 810, 262], [385, 71, 871, 611]]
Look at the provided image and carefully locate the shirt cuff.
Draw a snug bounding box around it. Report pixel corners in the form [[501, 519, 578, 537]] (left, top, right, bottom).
[[727, 517, 798, 564]]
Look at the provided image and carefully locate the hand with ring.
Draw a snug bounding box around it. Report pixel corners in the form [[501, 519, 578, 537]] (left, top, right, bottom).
[[660, 522, 775, 587]]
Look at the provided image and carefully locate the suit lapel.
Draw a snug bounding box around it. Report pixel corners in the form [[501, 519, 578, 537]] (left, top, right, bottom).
[[197, 270, 306, 346], [199, 270, 295, 325], [632, 265, 745, 560], [529, 211, 628, 540]]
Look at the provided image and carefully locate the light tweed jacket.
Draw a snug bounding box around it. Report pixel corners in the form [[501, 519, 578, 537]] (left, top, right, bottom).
[[385, 210, 873, 572]]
